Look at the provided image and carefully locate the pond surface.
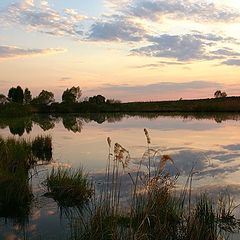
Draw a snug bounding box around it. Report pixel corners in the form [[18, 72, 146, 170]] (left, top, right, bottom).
[[1, 113, 240, 239]]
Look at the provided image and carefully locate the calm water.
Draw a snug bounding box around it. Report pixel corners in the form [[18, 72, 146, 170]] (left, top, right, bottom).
[[1, 113, 240, 239]]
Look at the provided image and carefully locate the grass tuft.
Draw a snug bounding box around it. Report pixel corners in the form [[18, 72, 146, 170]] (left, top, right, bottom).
[[44, 167, 93, 207]]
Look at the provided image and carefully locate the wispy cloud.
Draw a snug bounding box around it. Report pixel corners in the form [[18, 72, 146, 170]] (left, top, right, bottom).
[[130, 61, 186, 69], [59, 77, 72, 81], [86, 81, 222, 101], [94, 81, 221, 92], [221, 59, 240, 66], [0, 0, 88, 39], [131, 33, 240, 62], [0, 45, 66, 59], [125, 0, 240, 22], [1, 0, 240, 67], [88, 15, 146, 42]]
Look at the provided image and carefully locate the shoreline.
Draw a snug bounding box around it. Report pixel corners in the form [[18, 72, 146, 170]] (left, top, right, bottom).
[[1, 96, 240, 117]]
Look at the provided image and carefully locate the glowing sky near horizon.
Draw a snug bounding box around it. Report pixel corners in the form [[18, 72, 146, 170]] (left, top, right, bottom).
[[0, 0, 240, 101]]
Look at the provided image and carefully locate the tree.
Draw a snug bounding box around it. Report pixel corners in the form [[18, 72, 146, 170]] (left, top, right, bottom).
[[0, 94, 8, 104], [23, 88, 32, 104], [214, 90, 222, 98], [214, 90, 227, 98], [32, 90, 55, 105], [89, 95, 106, 104], [8, 86, 24, 103], [221, 91, 227, 98], [62, 86, 82, 103], [106, 99, 121, 104]]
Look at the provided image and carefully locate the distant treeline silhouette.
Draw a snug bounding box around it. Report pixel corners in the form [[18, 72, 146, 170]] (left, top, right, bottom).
[[0, 86, 121, 105], [0, 86, 239, 116]]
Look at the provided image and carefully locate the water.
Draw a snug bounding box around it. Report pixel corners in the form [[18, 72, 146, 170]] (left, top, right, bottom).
[[0, 113, 240, 239]]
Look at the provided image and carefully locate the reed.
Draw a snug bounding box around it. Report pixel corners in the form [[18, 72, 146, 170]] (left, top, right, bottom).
[[0, 135, 53, 225], [0, 173, 33, 224], [69, 129, 240, 240], [32, 135, 52, 161]]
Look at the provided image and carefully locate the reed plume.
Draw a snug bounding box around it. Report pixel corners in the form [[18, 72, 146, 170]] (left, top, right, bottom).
[[144, 128, 151, 144]]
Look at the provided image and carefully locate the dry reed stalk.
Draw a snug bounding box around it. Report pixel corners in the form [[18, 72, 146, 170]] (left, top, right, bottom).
[[144, 128, 151, 144], [160, 155, 174, 172]]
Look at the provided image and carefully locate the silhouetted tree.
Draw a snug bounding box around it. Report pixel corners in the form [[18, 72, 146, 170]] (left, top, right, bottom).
[[106, 99, 121, 104], [0, 94, 8, 104], [8, 86, 24, 103], [62, 86, 82, 103], [214, 90, 222, 98], [32, 90, 55, 105], [214, 90, 227, 98], [221, 91, 227, 98], [23, 88, 32, 104], [89, 95, 106, 104]]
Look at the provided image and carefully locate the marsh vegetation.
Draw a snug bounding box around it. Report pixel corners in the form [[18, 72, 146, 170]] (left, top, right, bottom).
[[0, 136, 52, 225], [1, 119, 240, 240], [44, 168, 93, 207], [67, 129, 240, 240]]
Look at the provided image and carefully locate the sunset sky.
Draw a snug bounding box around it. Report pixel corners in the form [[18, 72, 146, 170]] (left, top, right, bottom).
[[0, 0, 240, 101]]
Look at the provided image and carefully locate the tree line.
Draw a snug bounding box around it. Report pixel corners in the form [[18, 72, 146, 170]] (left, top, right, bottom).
[[0, 86, 121, 105], [0, 86, 229, 106]]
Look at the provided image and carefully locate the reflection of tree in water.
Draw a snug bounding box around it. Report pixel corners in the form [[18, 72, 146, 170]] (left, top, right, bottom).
[[9, 123, 25, 136], [0, 117, 32, 136], [25, 118, 33, 133], [33, 115, 55, 131], [106, 113, 124, 123], [82, 113, 124, 123], [9, 118, 32, 136], [87, 113, 106, 124], [62, 115, 83, 133], [1, 113, 240, 137]]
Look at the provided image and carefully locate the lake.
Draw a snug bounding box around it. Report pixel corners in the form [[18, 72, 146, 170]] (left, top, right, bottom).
[[1, 113, 240, 239]]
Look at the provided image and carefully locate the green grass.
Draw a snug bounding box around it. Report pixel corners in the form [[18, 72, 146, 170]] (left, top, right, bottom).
[[32, 135, 52, 161], [44, 168, 93, 207], [0, 173, 33, 224], [0, 135, 52, 225], [0, 135, 53, 173]]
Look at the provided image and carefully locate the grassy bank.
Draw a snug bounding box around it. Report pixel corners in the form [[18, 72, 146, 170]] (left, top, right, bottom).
[[1, 97, 240, 117], [41, 97, 240, 113], [0, 102, 34, 117]]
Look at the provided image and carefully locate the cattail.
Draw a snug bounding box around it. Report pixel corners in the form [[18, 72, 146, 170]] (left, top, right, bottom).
[[160, 155, 174, 172], [147, 176, 161, 190], [144, 128, 151, 144], [107, 137, 111, 148], [114, 143, 121, 156], [114, 142, 130, 168]]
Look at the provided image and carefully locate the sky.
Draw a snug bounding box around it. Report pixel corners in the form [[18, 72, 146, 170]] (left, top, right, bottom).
[[0, 0, 240, 102]]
